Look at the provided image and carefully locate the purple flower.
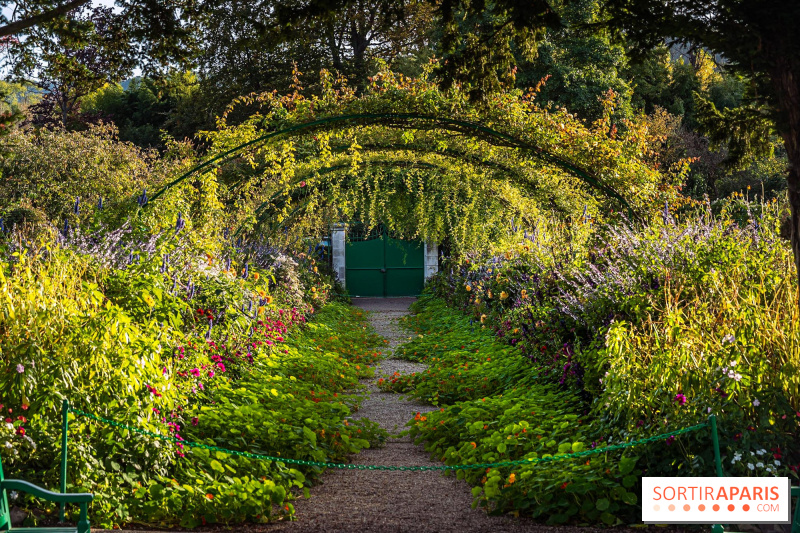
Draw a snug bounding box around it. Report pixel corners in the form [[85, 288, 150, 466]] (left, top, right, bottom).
[[665, 435, 676, 446], [674, 393, 687, 406], [191, 417, 199, 426], [15, 364, 24, 373]]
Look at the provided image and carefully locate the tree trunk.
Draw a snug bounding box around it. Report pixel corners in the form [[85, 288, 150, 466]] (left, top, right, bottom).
[[770, 55, 800, 306]]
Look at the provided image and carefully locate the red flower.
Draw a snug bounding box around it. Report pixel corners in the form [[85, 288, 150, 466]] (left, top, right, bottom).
[[197, 308, 204, 314], [16, 427, 25, 436]]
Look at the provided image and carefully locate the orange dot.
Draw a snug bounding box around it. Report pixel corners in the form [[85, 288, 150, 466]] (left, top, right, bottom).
[[713, 504, 720, 512], [728, 504, 735, 512], [653, 505, 661, 512], [743, 504, 750, 512], [683, 504, 691, 512], [698, 504, 706, 511], [668, 504, 676, 512]]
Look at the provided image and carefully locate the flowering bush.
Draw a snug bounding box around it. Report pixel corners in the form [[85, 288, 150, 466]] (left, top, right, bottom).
[[409, 197, 799, 523], [0, 219, 379, 528]]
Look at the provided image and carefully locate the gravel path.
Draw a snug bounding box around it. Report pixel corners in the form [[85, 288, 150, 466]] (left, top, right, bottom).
[[105, 298, 689, 533], [267, 298, 579, 533]]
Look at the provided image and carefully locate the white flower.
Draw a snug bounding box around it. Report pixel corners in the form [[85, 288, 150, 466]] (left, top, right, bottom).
[[756, 449, 766, 455], [750, 451, 755, 456], [756, 462, 764, 468], [3, 441, 11, 449], [774, 460, 781, 466], [722, 334, 736, 344], [730, 360, 737, 366], [748, 463, 755, 471], [708, 407, 713, 413], [753, 399, 760, 407], [6, 423, 13, 430], [9, 491, 18, 500]]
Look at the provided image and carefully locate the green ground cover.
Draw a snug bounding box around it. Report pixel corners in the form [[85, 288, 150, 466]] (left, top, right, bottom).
[[1, 235, 386, 528]]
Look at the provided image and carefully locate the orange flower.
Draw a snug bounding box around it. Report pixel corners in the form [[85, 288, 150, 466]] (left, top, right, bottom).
[[508, 473, 516, 484], [265, 295, 273, 304], [205, 493, 214, 500], [471, 442, 477, 448], [252, 272, 260, 280]]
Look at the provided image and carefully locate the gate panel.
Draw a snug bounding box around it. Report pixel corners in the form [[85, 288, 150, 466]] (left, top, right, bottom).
[[385, 236, 424, 297], [344, 225, 425, 297]]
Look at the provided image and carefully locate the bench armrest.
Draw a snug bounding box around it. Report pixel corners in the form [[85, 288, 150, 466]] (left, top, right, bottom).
[[1, 479, 93, 503]]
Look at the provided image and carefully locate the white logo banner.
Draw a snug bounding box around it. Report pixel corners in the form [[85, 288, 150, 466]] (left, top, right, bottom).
[[642, 477, 791, 524]]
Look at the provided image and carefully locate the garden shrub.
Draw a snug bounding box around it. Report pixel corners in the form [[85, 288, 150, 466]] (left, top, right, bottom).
[[406, 196, 799, 523], [0, 125, 193, 229], [398, 297, 649, 525], [0, 221, 382, 528]]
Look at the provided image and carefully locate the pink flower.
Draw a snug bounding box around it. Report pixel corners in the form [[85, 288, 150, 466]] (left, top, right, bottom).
[[190, 368, 201, 377], [674, 393, 687, 406], [216, 363, 226, 372], [16, 364, 24, 373], [191, 417, 199, 426], [208, 371, 215, 378]]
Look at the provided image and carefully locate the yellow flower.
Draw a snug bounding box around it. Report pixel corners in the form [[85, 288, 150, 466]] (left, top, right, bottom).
[[258, 290, 266, 298], [521, 289, 528, 299], [504, 251, 511, 259], [487, 290, 493, 299], [258, 306, 265, 315], [465, 284, 472, 292], [500, 291, 509, 299], [314, 266, 318, 273], [311, 287, 317, 292], [265, 295, 273, 304], [480, 314, 486, 323], [143, 294, 155, 307]]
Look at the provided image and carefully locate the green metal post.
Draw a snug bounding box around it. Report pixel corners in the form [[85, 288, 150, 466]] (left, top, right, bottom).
[[709, 415, 724, 533], [59, 399, 69, 522], [709, 415, 724, 477]]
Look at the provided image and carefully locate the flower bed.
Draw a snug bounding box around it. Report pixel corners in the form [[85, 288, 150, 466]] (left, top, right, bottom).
[[0, 229, 386, 528]]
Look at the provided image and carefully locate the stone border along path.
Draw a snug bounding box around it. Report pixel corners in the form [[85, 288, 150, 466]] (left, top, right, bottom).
[[267, 298, 628, 533]]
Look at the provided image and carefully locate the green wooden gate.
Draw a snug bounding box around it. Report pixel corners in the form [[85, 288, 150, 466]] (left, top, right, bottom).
[[345, 225, 425, 297]]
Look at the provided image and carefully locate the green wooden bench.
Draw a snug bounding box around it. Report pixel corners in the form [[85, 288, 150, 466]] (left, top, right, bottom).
[[1, 402, 92, 533], [0, 454, 92, 533]]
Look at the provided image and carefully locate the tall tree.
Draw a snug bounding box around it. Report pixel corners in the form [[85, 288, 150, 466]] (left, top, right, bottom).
[[598, 0, 800, 300], [1, 0, 198, 73], [20, 6, 135, 127]]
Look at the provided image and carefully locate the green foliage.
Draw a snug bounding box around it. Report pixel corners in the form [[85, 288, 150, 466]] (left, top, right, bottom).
[[514, 0, 634, 123], [0, 218, 385, 527], [81, 73, 209, 149], [422, 197, 799, 489], [191, 68, 680, 255], [0, 124, 193, 228], [398, 297, 652, 524]]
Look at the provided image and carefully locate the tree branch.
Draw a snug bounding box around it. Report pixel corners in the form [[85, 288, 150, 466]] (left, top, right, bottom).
[[0, 0, 90, 38]]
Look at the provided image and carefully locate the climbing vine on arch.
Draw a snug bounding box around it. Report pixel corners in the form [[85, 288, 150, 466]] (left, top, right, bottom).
[[152, 69, 687, 253]]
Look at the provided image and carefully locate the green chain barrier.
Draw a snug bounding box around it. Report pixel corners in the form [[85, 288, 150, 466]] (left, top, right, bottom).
[[67, 406, 707, 472]]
